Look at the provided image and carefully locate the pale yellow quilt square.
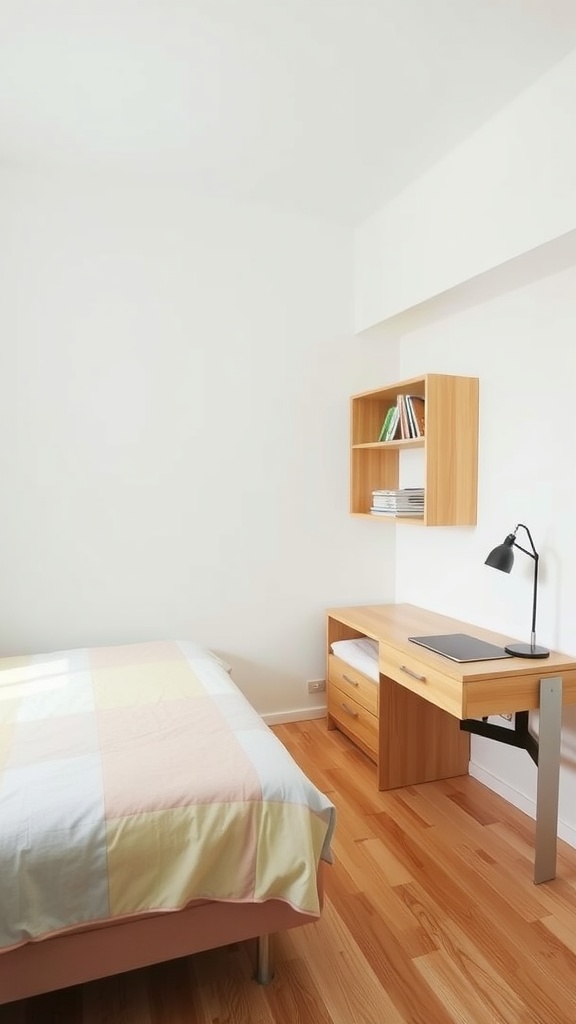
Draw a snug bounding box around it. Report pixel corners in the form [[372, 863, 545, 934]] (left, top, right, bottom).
[[106, 802, 258, 916]]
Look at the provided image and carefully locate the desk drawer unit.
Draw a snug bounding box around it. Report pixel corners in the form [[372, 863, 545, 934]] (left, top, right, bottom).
[[327, 684, 378, 761], [326, 612, 470, 790], [328, 654, 378, 715]]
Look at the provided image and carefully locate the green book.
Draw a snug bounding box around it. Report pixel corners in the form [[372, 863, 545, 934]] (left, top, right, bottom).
[[378, 407, 395, 442], [384, 405, 400, 441]]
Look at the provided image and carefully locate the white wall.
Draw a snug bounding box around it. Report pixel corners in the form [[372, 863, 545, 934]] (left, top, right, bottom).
[[355, 45, 576, 331], [0, 169, 397, 719]]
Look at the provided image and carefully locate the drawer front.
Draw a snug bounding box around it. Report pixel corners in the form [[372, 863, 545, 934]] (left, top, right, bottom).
[[328, 684, 378, 756], [328, 654, 378, 715], [379, 650, 463, 718]]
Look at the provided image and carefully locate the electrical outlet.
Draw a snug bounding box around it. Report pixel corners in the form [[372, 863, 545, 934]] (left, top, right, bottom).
[[307, 679, 326, 694]]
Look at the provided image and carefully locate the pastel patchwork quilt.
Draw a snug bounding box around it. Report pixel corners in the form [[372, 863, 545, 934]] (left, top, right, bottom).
[[0, 640, 335, 953]]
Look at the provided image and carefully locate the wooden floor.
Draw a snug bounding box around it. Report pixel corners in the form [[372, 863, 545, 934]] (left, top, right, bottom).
[[3, 717, 576, 1023]]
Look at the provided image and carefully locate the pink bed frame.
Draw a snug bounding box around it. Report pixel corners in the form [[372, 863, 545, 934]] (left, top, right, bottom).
[[0, 865, 324, 1005]]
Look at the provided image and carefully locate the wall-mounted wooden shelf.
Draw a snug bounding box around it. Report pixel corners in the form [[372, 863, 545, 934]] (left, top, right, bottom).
[[350, 373, 479, 527]]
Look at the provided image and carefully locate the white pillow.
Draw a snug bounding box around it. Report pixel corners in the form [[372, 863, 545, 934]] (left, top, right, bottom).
[[175, 640, 232, 674]]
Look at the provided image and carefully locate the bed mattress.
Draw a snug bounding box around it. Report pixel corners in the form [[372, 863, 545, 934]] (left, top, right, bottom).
[[0, 640, 335, 955]]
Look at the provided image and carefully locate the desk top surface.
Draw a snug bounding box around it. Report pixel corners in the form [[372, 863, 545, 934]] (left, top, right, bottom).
[[327, 603, 576, 701]]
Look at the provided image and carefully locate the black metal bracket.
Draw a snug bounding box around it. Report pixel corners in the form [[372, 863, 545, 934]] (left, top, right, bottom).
[[460, 711, 539, 766]]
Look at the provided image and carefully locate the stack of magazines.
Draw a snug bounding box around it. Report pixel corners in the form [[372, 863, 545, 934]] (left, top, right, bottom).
[[370, 488, 425, 517]]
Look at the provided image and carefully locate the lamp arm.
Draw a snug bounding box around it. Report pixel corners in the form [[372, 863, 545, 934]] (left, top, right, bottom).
[[515, 523, 538, 559], [512, 542, 535, 560], [514, 524, 540, 645]]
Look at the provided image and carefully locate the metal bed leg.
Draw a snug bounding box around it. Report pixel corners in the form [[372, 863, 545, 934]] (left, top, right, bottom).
[[255, 934, 274, 985], [534, 676, 563, 884]]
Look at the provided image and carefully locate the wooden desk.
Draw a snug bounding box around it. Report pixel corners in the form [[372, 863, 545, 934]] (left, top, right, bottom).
[[326, 603, 576, 884]]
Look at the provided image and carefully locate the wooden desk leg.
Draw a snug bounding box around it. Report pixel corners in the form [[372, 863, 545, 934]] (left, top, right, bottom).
[[534, 676, 563, 884]]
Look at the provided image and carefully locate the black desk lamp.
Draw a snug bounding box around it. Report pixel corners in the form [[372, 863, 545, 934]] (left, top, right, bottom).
[[485, 523, 549, 658]]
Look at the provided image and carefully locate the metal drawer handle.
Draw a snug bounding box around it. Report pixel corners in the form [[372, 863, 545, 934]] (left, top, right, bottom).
[[342, 673, 359, 687], [340, 701, 359, 718], [399, 664, 427, 683]]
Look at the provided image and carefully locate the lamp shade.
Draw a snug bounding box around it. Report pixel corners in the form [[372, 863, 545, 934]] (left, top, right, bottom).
[[485, 534, 516, 573]]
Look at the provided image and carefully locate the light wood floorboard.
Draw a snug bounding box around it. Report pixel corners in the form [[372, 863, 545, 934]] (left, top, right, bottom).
[[2, 718, 576, 1023]]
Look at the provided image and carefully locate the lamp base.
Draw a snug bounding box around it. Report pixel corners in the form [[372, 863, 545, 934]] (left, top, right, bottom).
[[504, 642, 550, 659]]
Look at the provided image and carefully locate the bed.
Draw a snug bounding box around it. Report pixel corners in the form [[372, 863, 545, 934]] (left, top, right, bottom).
[[0, 639, 335, 1005]]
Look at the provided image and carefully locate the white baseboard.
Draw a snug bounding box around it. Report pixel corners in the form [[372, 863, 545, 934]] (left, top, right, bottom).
[[469, 762, 576, 850], [261, 706, 327, 726]]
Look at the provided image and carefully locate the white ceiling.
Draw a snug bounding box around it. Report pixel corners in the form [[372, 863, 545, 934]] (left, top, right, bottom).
[[1, 0, 576, 225]]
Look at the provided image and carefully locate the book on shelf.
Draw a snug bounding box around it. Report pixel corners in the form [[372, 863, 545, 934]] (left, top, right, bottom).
[[370, 502, 423, 508], [371, 507, 424, 515], [372, 498, 424, 505], [366, 507, 422, 516], [377, 406, 395, 442], [368, 499, 424, 507], [383, 405, 400, 441], [404, 396, 417, 437], [371, 487, 424, 515], [369, 508, 424, 517], [397, 394, 411, 439], [372, 488, 424, 499], [378, 396, 424, 442], [405, 395, 425, 437]]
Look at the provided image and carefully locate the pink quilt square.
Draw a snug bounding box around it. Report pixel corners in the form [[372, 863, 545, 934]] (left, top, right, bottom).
[[96, 695, 262, 818]]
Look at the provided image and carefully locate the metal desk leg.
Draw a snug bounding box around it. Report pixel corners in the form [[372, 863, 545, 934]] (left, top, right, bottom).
[[534, 676, 563, 884]]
